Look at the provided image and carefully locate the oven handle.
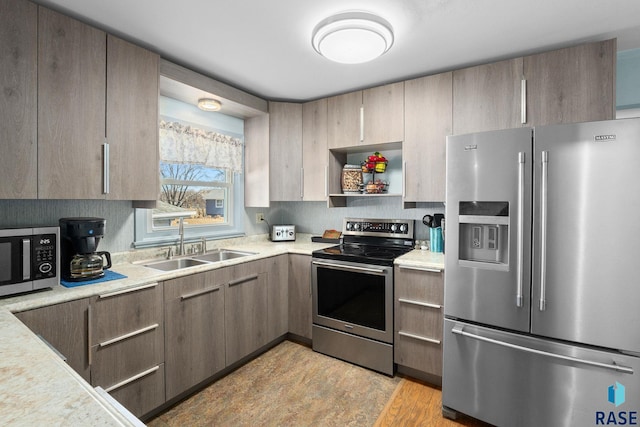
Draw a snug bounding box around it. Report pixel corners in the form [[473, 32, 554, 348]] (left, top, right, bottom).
[[312, 260, 387, 275]]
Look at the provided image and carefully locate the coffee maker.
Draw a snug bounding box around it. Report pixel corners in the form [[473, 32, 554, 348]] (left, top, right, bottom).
[[59, 217, 112, 281]]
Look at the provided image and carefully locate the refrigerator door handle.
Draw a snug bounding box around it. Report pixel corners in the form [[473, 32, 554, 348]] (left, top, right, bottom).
[[516, 152, 525, 307], [451, 324, 634, 374], [539, 151, 549, 311]]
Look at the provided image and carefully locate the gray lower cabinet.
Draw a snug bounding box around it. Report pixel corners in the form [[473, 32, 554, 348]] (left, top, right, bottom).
[[394, 265, 444, 378], [287, 254, 312, 340], [164, 268, 228, 400], [262, 255, 289, 341], [15, 298, 91, 382], [90, 282, 165, 418], [225, 261, 269, 365], [15, 254, 295, 418]]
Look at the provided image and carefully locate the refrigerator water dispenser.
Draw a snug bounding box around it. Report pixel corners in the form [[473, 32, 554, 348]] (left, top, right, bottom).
[[458, 202, 509, 269]]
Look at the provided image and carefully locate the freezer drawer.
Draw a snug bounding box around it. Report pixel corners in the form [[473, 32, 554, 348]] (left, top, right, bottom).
[[443, 319, 639, 427]]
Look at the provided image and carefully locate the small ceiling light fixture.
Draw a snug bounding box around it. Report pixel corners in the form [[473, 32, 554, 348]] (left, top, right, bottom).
[[197, 98, 222, 112], [312, 11, 394, 64]]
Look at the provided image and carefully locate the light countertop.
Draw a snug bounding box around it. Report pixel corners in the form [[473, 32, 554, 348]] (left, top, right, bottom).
[[0, 234, 443, 425], [395, 249, 445, 271], [0, 309, 144, 426]]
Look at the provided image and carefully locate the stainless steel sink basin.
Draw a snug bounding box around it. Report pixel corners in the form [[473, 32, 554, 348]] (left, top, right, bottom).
[[143, 257, 209, 271], [191, 249, 256, 263]]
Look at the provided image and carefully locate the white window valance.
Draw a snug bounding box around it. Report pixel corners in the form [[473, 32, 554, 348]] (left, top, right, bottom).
[[159, 120, 243, 173]]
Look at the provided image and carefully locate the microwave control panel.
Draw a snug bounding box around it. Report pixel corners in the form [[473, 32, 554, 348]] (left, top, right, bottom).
[[32, 233, 57, 279]]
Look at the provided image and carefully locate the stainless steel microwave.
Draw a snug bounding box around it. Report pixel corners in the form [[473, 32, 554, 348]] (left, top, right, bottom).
[[0, 226, 59, 297]]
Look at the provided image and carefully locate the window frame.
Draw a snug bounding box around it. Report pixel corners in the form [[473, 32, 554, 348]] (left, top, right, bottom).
[[134, 98, 246, 248]]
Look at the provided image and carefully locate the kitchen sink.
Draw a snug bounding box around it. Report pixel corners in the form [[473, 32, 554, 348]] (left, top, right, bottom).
[[143, 257, 209, 271], [140, 249, 256, 272], [191, 249, 256, 263]]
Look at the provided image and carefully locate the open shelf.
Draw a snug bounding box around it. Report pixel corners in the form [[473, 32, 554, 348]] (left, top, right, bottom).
[[328, 193, 402, 208]]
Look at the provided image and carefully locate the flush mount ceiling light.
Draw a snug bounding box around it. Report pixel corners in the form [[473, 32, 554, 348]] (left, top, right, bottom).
[[312, 11, 394, 64], [197, 98, 222, 112]]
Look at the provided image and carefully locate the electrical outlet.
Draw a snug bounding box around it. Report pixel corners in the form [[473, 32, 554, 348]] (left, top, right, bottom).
[[256, 213, 265, 223]]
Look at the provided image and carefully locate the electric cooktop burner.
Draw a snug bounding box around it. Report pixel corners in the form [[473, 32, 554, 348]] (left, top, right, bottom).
[[313, 243, 413, 266], [312, 217, 415, 266]]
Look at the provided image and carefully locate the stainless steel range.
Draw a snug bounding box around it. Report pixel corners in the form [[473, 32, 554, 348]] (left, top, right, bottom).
[[311, 217, 414, 375]]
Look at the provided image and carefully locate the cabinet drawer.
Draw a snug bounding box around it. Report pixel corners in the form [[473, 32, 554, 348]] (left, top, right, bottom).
[[90, 282, 162, 342], [394, 265, 443, 304], [107, 363, 165, 418], [91, 322, 163, 387], [395, 295, 443, 376], [394, 265, 444, 376], [396, 300, 443, 341], [394, 328, 443, 377]]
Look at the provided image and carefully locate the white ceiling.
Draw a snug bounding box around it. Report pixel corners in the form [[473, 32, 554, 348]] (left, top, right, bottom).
[[33, 0, 640, 103]]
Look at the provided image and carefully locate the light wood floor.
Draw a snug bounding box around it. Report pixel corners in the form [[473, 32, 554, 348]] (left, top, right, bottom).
[[375, 377, 492, 427]]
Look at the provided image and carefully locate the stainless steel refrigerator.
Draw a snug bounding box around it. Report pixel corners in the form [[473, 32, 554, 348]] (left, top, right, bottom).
[[443, 118, 640, 427]]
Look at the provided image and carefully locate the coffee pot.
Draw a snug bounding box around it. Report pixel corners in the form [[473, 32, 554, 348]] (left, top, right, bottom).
[[59, 217, 112, 281]]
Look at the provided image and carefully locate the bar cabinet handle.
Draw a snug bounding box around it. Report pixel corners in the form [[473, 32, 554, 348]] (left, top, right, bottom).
[[452, 324, 633, 374], [105, 365, 161, 393], [180, 285, 221, 301], [229, 274, 259, 287]]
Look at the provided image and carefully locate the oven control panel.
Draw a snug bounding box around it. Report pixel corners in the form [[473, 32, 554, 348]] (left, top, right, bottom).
[[344, 218, 414, 237]]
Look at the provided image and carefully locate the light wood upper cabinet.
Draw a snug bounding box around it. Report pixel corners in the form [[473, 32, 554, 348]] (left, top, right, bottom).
[[0, 0, 37, 199], [453, 39, 616, 135], [363, 82, 404, 145], [523, 39, 615, 126], [37, 6, 106, 199], [269, 100, 328, 202], [106, 35, 159, 201], [328, 82, 404, 149], [327, 90, 362, 148], [453, 57, 523, 135], [404, 72, 452, 203], [302, 98, 328, 201], [37, 7, 159, 201], [269, 101, 303, 201], [244, 113, 270, 207]]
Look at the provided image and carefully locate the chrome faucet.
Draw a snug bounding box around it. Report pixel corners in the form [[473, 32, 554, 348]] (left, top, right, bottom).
[[178, 217, 185, 256], [200, 236, 207, 254]]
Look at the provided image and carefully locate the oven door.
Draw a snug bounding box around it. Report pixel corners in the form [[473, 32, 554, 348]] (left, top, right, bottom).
[[312, 258, 393, 344]]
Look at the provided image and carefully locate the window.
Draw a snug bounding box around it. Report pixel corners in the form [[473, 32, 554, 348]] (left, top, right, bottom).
[[134, 96, 245, 247]]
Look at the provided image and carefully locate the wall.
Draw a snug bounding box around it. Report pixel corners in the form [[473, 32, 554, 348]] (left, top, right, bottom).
[[617, 48, 640, 110], [255, 200, 445, 242], [617, 48, 640, 118]]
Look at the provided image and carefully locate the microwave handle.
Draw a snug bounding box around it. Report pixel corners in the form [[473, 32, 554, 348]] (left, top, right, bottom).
[[22, 238, 31, 280]]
